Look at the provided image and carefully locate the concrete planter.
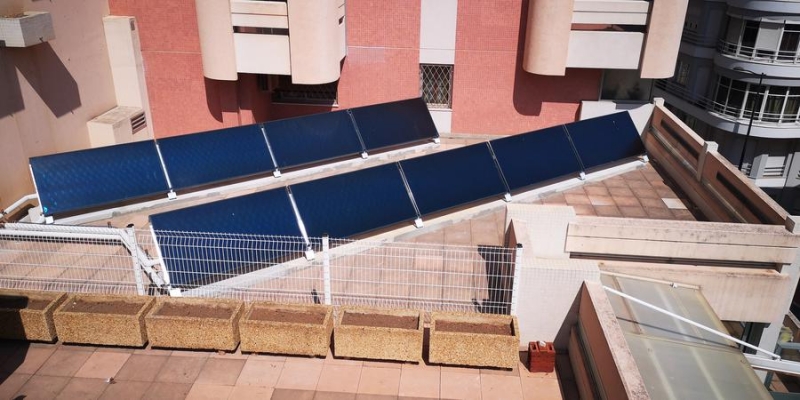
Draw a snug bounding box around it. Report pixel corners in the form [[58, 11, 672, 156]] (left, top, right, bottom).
[[0, 289, 66, 342], [239, 302, 333, 356], [429, 312, 520, 369], [334, 307, 423, 363], [0, 11, 55, 47], [145, 297, 243, 351], [54, 294, 155, 347]]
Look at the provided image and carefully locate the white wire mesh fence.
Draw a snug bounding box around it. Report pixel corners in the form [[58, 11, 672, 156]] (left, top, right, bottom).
[[0, 224, 518, 315]]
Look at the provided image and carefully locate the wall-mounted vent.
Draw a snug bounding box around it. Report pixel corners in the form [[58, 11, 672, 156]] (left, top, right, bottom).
[[87, 106, 149, 148], [131, 111, 147, 134]]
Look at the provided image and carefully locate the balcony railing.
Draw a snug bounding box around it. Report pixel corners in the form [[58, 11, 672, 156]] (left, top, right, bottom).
[[718, 39, 800, 65], [654, 79, 800, 126]]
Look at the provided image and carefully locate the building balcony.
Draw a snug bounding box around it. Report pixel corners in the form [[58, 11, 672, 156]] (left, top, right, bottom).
[[653, 79, 800, 139], [715, 39, 800, 79], [522, 0, 688, 78], [195, 0, 346, 84]]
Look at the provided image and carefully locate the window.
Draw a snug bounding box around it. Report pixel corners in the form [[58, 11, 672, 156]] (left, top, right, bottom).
[[675, 61, 690, 86], [600, 70, 652, 101], [420, 64, 453, 109], [779, 24, 800, 62], [269, 75, 338, 106], [712, 76, 800, 124]]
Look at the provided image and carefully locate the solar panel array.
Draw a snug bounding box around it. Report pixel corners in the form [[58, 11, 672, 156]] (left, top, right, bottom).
[[29, 98, 438, 217], [149, 111, 645, 287]]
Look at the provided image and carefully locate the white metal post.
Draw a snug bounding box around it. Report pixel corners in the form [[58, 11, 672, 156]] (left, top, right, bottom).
[[510, 244, 522, 315], [322, 234, 332, 305], [125, 226, 146, 295]]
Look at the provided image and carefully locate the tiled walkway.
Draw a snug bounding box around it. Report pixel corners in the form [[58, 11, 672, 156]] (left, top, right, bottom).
[[532, 164, 698, 221], [0, 341, 564, 400]]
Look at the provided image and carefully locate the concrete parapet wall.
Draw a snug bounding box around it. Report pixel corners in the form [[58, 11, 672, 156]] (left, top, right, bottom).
[[578, 282, 649, 400], [645, 103, 788, 225], [567, 216, 800, 264]]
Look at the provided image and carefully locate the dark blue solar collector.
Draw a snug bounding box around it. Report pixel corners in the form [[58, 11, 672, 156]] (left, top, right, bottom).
[[399, 143, 507, 216], [30, 141, 169, 216], [290, 163, 417, 238], [157, 124, 275, 190], [490, 126, 582, 191]]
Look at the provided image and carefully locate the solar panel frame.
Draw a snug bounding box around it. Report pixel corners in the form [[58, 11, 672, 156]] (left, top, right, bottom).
[[564, 112, 645, 171], [290, 163, 418, 238], [489, 126, 583, 191], [149, 187, 303, 287], [264, 110, 363, 169], [157, 124, 275, 190], [30, 141, 169, 216], [350, 98, 439, 151], [399, 143, 507, 216]]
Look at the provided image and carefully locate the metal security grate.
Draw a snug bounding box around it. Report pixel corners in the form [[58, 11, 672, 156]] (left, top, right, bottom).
[[420, 64, 453, 109], [272, 76, 338, 106]]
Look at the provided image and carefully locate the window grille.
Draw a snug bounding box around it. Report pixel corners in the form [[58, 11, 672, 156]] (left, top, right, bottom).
[[420, 64, 453, 109], [271, 75, 338, 106]]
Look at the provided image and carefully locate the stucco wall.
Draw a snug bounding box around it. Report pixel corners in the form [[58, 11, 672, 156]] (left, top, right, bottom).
[[0, 0, 117, 209], [107, 0, 600, 138]]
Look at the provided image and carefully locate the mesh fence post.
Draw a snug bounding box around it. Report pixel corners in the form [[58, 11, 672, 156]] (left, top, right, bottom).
[[510, 243, 523, 316], [322, 234, 332, 305], [125, 226, 146, 296]]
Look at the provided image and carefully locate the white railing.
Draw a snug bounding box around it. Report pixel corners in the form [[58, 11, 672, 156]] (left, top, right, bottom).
[[0, 225, 518, 315], [718, 39, 800, 65]]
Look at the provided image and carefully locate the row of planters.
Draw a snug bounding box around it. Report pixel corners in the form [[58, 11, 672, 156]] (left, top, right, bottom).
[[0, 289, 519, 369]]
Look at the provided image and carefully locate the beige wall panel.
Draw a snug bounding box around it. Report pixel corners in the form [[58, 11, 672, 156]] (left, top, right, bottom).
[[522, 0, 575, 76], [286, 0, 341, 84], [567, 31, 643, 70], [566, 236, 797, 264], [230, 0, 287, 16], [230, 14, 288, 29], [569, 217, 800, 248], [0, 0, 116, 209], [640, 0, 689, 78], [234, 33, 291, 75], [195, 0, 237, 80]]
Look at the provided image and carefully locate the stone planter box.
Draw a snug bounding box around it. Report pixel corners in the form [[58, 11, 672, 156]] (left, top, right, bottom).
[[239, 302, 333, 356], [428, 312, 519, 369], [334, 307, 423, 363], [0, 289, 66, 342], [0, 11, 55, 47], [145, 297, 243, 351], [54, 294, 155, 347]]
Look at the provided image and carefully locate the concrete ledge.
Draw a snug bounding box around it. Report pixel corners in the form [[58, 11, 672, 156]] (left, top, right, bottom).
[[54, 294, 154, 347], [145, 297, 243, 351], [0, 290, 65, 342], [239, 302, 332, 356], [334, 307, 423, 362], [428, 312, 519, 369]]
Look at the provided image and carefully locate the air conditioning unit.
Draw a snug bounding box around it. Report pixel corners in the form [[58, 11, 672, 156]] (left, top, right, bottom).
[[0, 11, 55, 48], [87, 106, 148, 148]]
